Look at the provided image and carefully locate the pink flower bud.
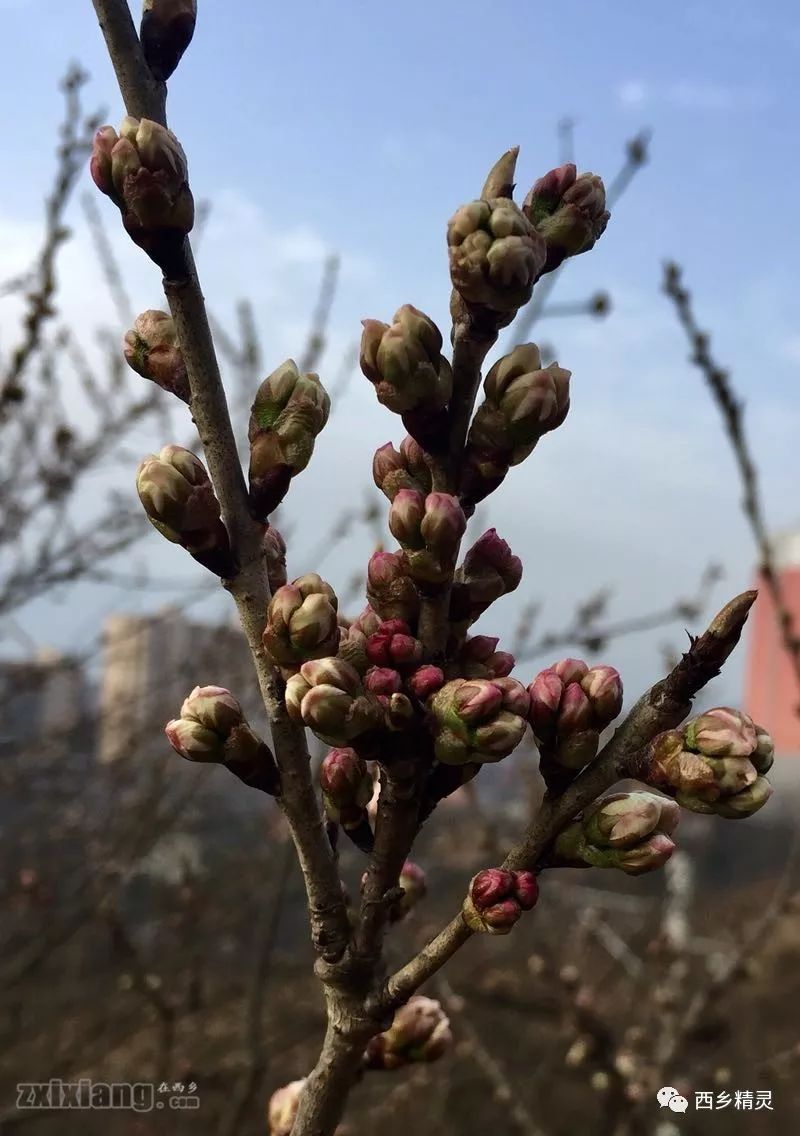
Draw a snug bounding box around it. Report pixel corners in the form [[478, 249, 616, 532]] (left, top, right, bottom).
[[461, 636, 500, 661], [463, 868, 539, 933], [320, 748, 372, 813], [463, 528, 523, 590], [527, 668, 563, 735], [268, 1079, 305, 1136], [365, 996, 452, 1070], [552, 657, 589, 684], [365, 621, 422, 670], [684, 706, 757, 758], [557, 682, 593, 733], [389, 488, 427, 549], [364, 667, 402, 695], [581, 664, 623, 724], [407, 665, 445, 700], [453, 680, 504, 724], [420, 493, 467, 558]]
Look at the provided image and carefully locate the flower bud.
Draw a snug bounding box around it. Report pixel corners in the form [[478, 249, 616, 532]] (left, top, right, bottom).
[[522, 165, 610, 273], [389, 860, 427, 922], [407, 664, 445, 701], [360, 305, 452, 415], [646, 710, 775, 818], [320, 747, 373, 822], [366, 552, 420, 623], [430, 678, 528, 765], [388, 489, 427, 549], [364, 667, 403, 695], [136, 445, 236, 576], [268, 1079, 305, 1136], [248, 360, 330, 519], [165, 685, 279, 795], [124, 310, 190, 401], [459, 636, 516, 679], [452, 529, 523, 628], [141, 0, 197, 82], [419, 493, 467, 559], [285, 659, 382, 746], [684, 706, 757, 758], [91, 118, 194, 269], [365, 619, 423, 671], [462, 868, 539, 933], [364, 996, 452, 1070], [447, 198, 546, 313], [263, 576, 339, 670], [372, 441, 430, 501], [466, 344, 571, 479], [554, 792, 679, 876], [527, 659, 622, 770], [262, 525, 288, 593]]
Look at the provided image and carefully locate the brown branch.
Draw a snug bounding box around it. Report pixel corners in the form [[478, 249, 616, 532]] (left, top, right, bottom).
[[379, 590, 756, 1008], [91, 0, 349, 966], [663, 261, 800, 705]]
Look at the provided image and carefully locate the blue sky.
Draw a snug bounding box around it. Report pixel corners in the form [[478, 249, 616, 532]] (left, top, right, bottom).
[[1, 0, 799, 707]]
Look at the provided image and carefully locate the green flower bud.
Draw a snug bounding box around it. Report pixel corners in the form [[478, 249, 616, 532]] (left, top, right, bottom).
[[522, 165, 609, 274], [248, 360, 331, 519], [262, 575, 340, 671], [360, 305, 452, 415], [136, 445, 236, 576], [447, 198, 546, 313], [124, 310, 190, 402]]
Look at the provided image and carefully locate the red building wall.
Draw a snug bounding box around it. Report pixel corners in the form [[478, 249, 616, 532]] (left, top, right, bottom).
[[743, 565, 800, 754]]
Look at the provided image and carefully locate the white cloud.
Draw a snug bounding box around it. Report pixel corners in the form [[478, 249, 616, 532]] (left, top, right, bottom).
[[616, 78, 772, 112]]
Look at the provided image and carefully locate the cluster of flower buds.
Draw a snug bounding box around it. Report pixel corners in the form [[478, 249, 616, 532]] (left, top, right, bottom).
[[262, 574, 339, 672], [124, 310, 190, 402], [165, 686, 279, 795], [364, 618, 423, 671], [552, 792, 680, 875], [388, 491, 467, 586], [458, 635, 515, 679], [364, 996, 452, 1071], [462, 868, 539, 934], [247, 360, 331, 519], [360, 307, 452, 446], [267, 1079, 305, 1136], [136, 445, 236, 577], [372, 436, 432, 502], [450, 529, 523, 631], [140, 0, 197, 82], [285, 658, 382, 746], [522, 164, 610, 275], [363, 666, 415, 731], [90, 117, 193, 270], [462, 344, 571, 504], [320, 747, 374, 851], [646, 707, 774, 818], [447, 197, 546, 315], [528, 658, 623, 770], [262, 525, 288, 593], [366, 551, 420, 623], [429, 676, 529, 765]]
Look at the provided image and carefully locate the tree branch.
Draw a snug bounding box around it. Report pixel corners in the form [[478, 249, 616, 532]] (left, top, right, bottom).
[[380, 590, 756, 1008]]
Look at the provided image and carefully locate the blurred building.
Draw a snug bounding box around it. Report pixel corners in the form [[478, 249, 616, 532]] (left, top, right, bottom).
[[0, 648, 88, 756], [98, 607, 259, 763], [743, 528, 800, 756]]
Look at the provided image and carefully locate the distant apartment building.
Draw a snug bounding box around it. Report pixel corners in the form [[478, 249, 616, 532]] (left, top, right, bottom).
[[0, 649, 88, 756], [98, 607, 259, 763], [743, 528, 800, 757]]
